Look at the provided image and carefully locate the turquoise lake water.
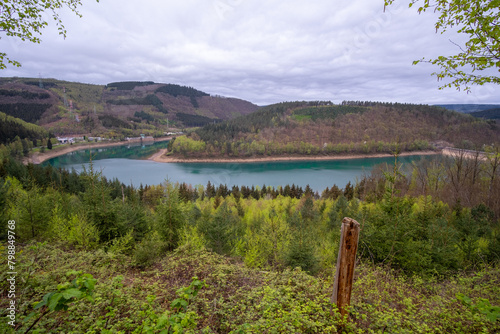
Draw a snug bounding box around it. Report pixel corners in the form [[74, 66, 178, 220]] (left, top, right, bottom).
[[44, 141, 430, 191]]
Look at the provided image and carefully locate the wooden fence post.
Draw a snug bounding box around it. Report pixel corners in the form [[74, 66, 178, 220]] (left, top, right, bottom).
[[331, 217, 360, 319]]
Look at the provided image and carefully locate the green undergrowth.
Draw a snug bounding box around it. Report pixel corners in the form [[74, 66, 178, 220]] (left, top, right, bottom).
[[1, 243, 499, 333]]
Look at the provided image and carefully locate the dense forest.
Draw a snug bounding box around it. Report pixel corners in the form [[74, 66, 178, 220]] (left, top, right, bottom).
[[0, 89, 50, 100], [155, 84, 209, 98], [0, 112, 47, 145], [0, 103, 52, 123], [133, 110, 155, 122], [0, 136, 499, 332], [155, 84, 210, 108], [98, 114, 132, 129], [168, 102, 500, 158]]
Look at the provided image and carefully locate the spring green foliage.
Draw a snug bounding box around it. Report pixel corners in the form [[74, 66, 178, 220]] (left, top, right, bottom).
[[0, 148, 499, 331], [170, 136, 207, 156], [1, 242, 498, 333], [156, 181, 185, 251], [137, 277, 206, 333], [457, 293, 500, 322], [34, 270, 96, 312], [1, 152, 499, 274], [20, 270, 97, 333], [385, 0, 500, 91]]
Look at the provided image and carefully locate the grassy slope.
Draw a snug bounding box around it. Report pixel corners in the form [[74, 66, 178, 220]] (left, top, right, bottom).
[[1, 243, 498, 333]]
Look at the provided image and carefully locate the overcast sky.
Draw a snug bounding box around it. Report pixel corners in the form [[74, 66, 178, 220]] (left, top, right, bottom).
[[2, 0, 499, 106]]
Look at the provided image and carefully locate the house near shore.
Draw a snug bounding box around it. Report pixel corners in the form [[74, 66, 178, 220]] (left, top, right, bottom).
[[57, 137, 73, 144], [88, 137, 103, 142], [57, 136, 84, 144]]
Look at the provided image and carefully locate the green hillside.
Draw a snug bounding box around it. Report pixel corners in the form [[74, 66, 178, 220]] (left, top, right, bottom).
[[170, 101, 500, 158], [0, 111, 47, 144], [0, 78, 259, 137], [0, 111, 48, 159]]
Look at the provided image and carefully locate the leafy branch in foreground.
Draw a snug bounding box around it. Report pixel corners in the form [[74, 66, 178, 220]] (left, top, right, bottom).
[[385, 0, 500, 92], [457, 293, 500, 322], [23, 270, 97, 333], [0, 0, 100, 69]]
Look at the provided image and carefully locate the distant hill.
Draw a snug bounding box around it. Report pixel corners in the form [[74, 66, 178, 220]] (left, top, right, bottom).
[[435, 104, 500, 113], [0, 78, 259, 136], [169, 101, 500, 158], [469, 107, 500, 120]]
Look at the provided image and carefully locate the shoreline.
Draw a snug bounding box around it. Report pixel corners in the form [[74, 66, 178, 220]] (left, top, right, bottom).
[[32, 143, 480, 166], [28, 136, 172, 164], [149, 149, 442, 163]]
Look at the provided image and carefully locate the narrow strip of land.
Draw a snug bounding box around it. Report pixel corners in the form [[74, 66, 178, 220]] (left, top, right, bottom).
[[149, 149, 441, 163], [28, 137, 172, 164]]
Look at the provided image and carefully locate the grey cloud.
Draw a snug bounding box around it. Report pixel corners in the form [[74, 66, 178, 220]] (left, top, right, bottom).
[[1, 0, 499, 105]]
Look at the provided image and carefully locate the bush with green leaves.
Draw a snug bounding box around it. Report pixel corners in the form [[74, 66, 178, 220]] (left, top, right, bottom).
[[23, 270, 97, 333]]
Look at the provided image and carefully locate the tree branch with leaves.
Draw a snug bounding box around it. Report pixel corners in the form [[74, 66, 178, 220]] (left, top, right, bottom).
[[0, 0, 99, 69], [385, 0, 500, 92]]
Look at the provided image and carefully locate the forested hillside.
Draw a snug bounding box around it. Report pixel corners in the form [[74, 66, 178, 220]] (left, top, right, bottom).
[[169, 101, 500, 158], [0, 112, 48, 159], [0, 112, 47, 144], [0, 78, 258, 137]]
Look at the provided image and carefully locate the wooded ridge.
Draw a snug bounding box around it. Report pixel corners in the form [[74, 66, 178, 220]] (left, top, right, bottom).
[[168, 101, 500, 158]]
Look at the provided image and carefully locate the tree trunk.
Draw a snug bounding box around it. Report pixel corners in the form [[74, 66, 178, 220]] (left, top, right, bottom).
[[331, 217, 360, 319]]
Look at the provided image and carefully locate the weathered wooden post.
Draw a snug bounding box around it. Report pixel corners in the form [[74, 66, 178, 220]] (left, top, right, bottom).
[[331, 217, 360, 319]]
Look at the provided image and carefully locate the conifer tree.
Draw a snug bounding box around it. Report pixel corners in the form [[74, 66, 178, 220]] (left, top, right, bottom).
[[156, 181, 184, 251]]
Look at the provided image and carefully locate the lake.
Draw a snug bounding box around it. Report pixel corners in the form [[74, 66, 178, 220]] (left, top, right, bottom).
[[44, 141, 430, 191]]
